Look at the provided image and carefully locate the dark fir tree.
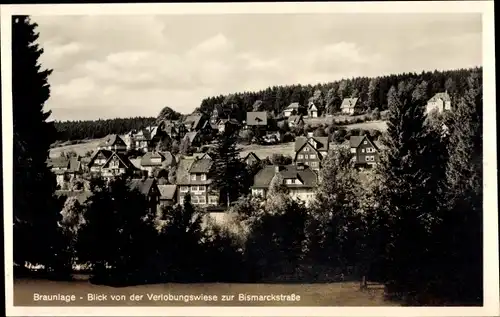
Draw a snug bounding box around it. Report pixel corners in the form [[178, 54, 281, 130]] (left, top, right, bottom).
[[373, 80, 447, 302], [436, 70, 483, 304], [208, 129, 249, 205], [12, 16, 67, 273]]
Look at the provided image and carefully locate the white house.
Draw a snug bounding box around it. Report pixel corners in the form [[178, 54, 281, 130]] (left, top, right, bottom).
[[426, 92, 452, 115]]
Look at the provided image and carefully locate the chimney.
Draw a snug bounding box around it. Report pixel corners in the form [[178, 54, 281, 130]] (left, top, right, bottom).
[[274, 165, 281, 173]]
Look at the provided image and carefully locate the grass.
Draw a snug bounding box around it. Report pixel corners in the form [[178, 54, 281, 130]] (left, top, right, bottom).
[[49, 138, 105, 158], [14, 278, 395, 306], [343, 120, 388, 132]]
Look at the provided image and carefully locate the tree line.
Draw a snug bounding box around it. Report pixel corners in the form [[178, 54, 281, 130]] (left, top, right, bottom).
[[14, 16, 482, 305], [195, 67, 481, 121]]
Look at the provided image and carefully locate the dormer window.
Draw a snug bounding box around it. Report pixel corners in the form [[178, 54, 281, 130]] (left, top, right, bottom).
[[191, 174, 196, 181], [363, 141, 367, 144], [201, 174, 206, 181]]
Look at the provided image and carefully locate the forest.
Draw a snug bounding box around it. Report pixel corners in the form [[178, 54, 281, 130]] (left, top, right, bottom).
[[52, 67, 481, 142]]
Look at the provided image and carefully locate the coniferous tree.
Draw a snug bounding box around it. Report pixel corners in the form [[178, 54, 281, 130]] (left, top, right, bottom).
[[209, 129, 249, 205], [373, 80, 447, 301], [12, 16, 66, 273]]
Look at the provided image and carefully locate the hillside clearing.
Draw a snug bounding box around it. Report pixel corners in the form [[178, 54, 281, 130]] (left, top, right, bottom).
[[342, 120, 388, 132]]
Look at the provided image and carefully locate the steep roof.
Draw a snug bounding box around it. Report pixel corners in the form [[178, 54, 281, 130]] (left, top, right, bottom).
[[252, 165, 318, 189], [183, 114, 204, 130], [285, 102, 300, 110], [140, 151, 175, 167], [100, 134, 126, 147], [429, 92, 451, 103], [189, 158, 212, 174], [184, 131, 199, 144], [47, 157, 69, 169], [102, 152, 134, 169], [341, 98, 359, 109], [175, 157, 196, 184], [88, 149, 113, 166], [158, 184, 177, 200], [246, 112, 268, 126], [127, 178, 156, 196], [310, 137, 329, 151], [243, 152, 260, 162], [349, 135, 379, 150]]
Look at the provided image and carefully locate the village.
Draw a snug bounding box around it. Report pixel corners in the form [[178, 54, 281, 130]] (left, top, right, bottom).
[[47, 92, 452, 214]]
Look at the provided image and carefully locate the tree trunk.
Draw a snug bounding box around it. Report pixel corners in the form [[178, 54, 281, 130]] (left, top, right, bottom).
[[360, 275, 367, 290]]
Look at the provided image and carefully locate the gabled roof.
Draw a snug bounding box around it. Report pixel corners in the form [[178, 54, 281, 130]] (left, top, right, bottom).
[[341, 98, 359, 109], [100, 134, 126, 147], [158, 184, 177, 200], [189, 158, 212, 174], [284, 102, 300, 110], [429, 92, 451, 103], [88, 149, 113, 166], [193, 152, 211, 160], [183, 114, 204, 130], [246, 112, 268, 126], [252, 165, 318, 189], [127, 178, 156, 196], [175, 157, 196, 184], [309, 137, 329, 151], [102, 152, 134, 169], [294, 136, 309, 152], [308, 103, 318, 111], [47, 157, 69, 169], [184, 131, 199, 144], [140, 151, 175, 167], [288, 115, 303, 124], [243, 152, 260, 162], [349, 135, 379, 150]]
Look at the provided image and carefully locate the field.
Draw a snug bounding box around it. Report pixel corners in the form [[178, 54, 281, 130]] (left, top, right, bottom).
[[49, 138, 106, 158], [14, 278, 395, 307], [343, 120, 388, 131]]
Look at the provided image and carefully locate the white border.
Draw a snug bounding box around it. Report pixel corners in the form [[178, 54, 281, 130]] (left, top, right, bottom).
[[1, 1, 497, 316]]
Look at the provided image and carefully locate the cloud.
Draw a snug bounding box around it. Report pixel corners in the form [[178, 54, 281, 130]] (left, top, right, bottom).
[[31, 14, 482, 121]]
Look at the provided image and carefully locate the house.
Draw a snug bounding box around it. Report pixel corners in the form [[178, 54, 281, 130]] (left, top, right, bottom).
[[158, 184, 177, 207], [287, 115, 304, 128], [217, 118, 240, 134], [426, 92, 452, 115], [139, 151, 176, 176], [283, 102, 301, 117], [349, 135, 380, 167], [47, 156, 83, 188], [210, 105, 233, 125], [242, 152, 260, 166], [183, 114, 205, 132], [55, 190, 93, 205], [340, 98, 360, 115], [100, 152, 136, 179], [251, 164, 318, 206], [175, 157, 219, 207], [307, 102, 319, 118], [127, 178, 160, 214], [131, 129, 153, 152], [246, 111, 268, 127], [183, 131, 201, 147], [87, 149, 114, 174], [294, 136, 329, 171], [97, 134, 128, 153]]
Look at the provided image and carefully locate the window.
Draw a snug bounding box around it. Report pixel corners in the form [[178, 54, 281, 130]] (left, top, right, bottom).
[[291, 179, 296, 184], [286, 179, 292, 184], [366, 148, 375, 153], [201, 174, 206, 181], [350, 148, 356, 153], [191, 196, 199, 204], [298, 154, 304, 159], [198, 186, 206, 192], [305, 155, 309, 159], [310, 154, 316, 159], [363, 141, 367, 144], [366, 156, 375, 162], [311, 162, 319, 167], [198, 196, 206, 205], [361, 149, 365, 153], [209, 196, 218, 204], [304, 147, 310, 152], [191, 186, 198, 191], [180, 186, 189, 192], [191, 174, 196, 181]]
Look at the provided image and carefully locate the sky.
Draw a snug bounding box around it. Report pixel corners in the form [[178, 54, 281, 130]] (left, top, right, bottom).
[[32, 13, 482, 121]]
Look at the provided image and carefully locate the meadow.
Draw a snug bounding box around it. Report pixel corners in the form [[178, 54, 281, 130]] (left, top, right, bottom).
[[14, 278, 393, 306]]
